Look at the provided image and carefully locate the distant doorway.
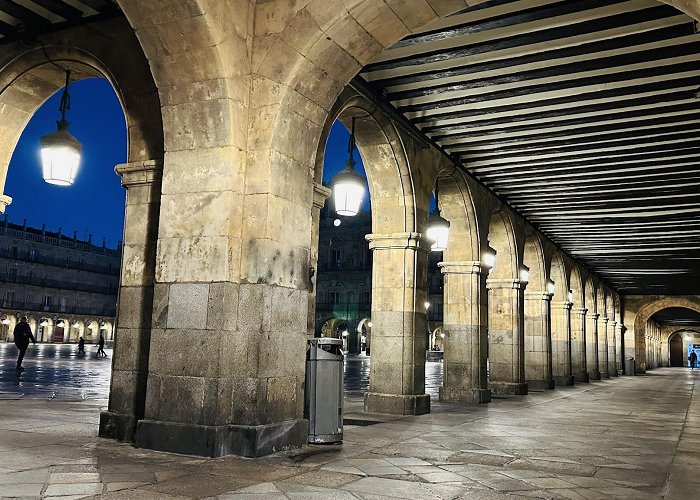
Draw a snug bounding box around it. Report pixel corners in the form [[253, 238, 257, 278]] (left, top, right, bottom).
[[52, 326, 65, 343], [670, 334, 683, 367]]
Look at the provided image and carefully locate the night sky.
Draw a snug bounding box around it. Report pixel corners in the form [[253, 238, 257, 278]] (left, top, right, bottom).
[[6, 78, 126, 248], [7, 78, 368, 249]]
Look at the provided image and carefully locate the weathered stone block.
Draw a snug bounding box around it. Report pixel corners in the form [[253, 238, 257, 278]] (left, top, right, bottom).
[[166, 283, 210, 329]]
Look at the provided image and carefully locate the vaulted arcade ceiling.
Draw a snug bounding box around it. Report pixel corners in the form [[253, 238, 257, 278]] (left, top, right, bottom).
[[0, 0, 119, 43], [1, 0, 699, 296], [361, 0, 700, 295]]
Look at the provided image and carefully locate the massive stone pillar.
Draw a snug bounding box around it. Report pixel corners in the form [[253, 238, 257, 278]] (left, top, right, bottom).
[[364, 233, 431, 415], [571, 307, 588, 383], [599, 317, 610, 378], [616, 323, 626, 372], [524, 291, 554, 390], [551, 301, 574, 386], [100, 160, 162, 441], [439, 261, 490, 404], [609, 320, 618, 377], [487, 279, 528, 395], [586, 313, 601, 380]]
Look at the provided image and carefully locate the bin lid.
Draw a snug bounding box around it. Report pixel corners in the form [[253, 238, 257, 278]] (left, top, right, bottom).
[[309, 338, 343, 346]]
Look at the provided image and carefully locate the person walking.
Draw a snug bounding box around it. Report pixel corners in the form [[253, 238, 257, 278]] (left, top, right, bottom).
[[690, 350, 697, 370], [96, 334, 107, 358], [13, 316, 35, 370], [78, 336, 85, 356]]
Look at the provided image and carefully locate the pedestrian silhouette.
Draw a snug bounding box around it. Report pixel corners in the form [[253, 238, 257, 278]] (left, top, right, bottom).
[[96, 334, 107, 358], [690, 350, 697, 370], [78, 336, 85, 356], [13, 316, 35, 370]]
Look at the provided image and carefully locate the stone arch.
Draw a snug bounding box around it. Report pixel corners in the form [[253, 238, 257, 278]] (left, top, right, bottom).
[[439, 170, 481, 263], [570, 265, 584, 310], [487, 209, 520, 281], [523, 234, 547, 293], [314, 89, 429, 234], [549, 252, 570, 303], [0, 20, 163, 196], [633, 297, 700, 372]]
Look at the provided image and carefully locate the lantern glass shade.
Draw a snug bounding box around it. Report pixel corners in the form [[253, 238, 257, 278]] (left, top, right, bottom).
[[40, 120, 81, 186], [547, 280, 556, 294], [332, 166, 365, 216], [483, 250, 496, 269], [520, 267, 530, 283], [568, 290, 574, 304], [427, 212, 450, 251]]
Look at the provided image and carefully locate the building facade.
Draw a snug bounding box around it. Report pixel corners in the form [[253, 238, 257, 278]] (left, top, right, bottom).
[[0, 218, 119, 344]]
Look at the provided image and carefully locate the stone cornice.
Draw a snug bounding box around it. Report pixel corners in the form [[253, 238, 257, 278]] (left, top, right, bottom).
[[366, 232, 431, 253], [0, 194, 12, 213], [115, 160, 163, 188], [438, 261, 484, 275], [312, 182, 332, 210]]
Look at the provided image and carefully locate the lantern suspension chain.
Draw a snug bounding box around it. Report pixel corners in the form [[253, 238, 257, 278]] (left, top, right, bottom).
[[58, 70, 72, 125], [346, 117, 357, 168]]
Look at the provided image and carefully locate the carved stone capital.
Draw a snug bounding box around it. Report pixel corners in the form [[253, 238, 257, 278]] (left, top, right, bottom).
[[0, 194, 12, 213], [366, 232, 431, 253], [486, 278, 525, 290], [438, 261, 484, 275], [312, 182, 332, 210], [115, 160, 163, 188]]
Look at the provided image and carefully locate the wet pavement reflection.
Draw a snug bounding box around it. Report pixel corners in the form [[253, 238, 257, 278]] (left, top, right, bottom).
[[0, 342, 112, 400], [344, 353, 443, 398], [0, 344, 443, 401]]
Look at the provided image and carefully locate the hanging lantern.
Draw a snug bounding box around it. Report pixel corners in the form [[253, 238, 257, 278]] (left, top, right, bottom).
[[331, 118, 365, 216], [40, 70, 81, 186], [483, 245, 497, 269], [427, 181, 450, 252], [547, 279, 556, 294], [520, 265, 530, 283], [427, 210, 450, 251]]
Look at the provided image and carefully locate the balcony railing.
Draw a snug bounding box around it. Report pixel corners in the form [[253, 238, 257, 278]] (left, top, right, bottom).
[[0, 272, 116, 295], [0, 298, 116, 317], [0, 228, 120, 276]]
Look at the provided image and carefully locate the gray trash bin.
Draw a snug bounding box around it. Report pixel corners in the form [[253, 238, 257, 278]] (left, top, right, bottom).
[[625, 357, 635, 375], [305, 338, 344, 444]]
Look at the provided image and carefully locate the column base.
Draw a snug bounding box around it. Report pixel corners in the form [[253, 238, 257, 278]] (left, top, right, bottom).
[[526, 379, 555, 391], [134, 418, 308, 458], [574, 372, 590, 383], [439, 387, 491, 404], [609, 368, 619, 377], [601, 370, 610, 379], [588, 370, 601, 380], [99, 411, 139, 442], [490, 382, 528, 395], [554, 375, 575, 386], [364, 392, 430, 415]]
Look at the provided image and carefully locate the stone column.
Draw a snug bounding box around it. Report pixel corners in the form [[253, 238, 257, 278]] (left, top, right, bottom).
[[524, 291, 554, 390], [599, 317, 610, 378], [486, 279, 528, 395], [364, 232, 431, 415], [439, 261, 490, 404], [586, 313, 600, 380], [307, 183, 331, 339], [100, 160, 162, 442], [609, 320, 618, 377], [551, 301, 574, 386], [571, 307, 589, 383], [617, 323, 626, 372]]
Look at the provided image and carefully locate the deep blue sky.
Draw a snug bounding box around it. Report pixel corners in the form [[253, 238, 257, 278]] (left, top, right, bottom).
[[8, 80, 377, 247], [6, 78, 126, 248]]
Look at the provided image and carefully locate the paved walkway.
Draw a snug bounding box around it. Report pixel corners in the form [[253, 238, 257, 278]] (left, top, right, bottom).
[[0, 367, 698, 499]]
